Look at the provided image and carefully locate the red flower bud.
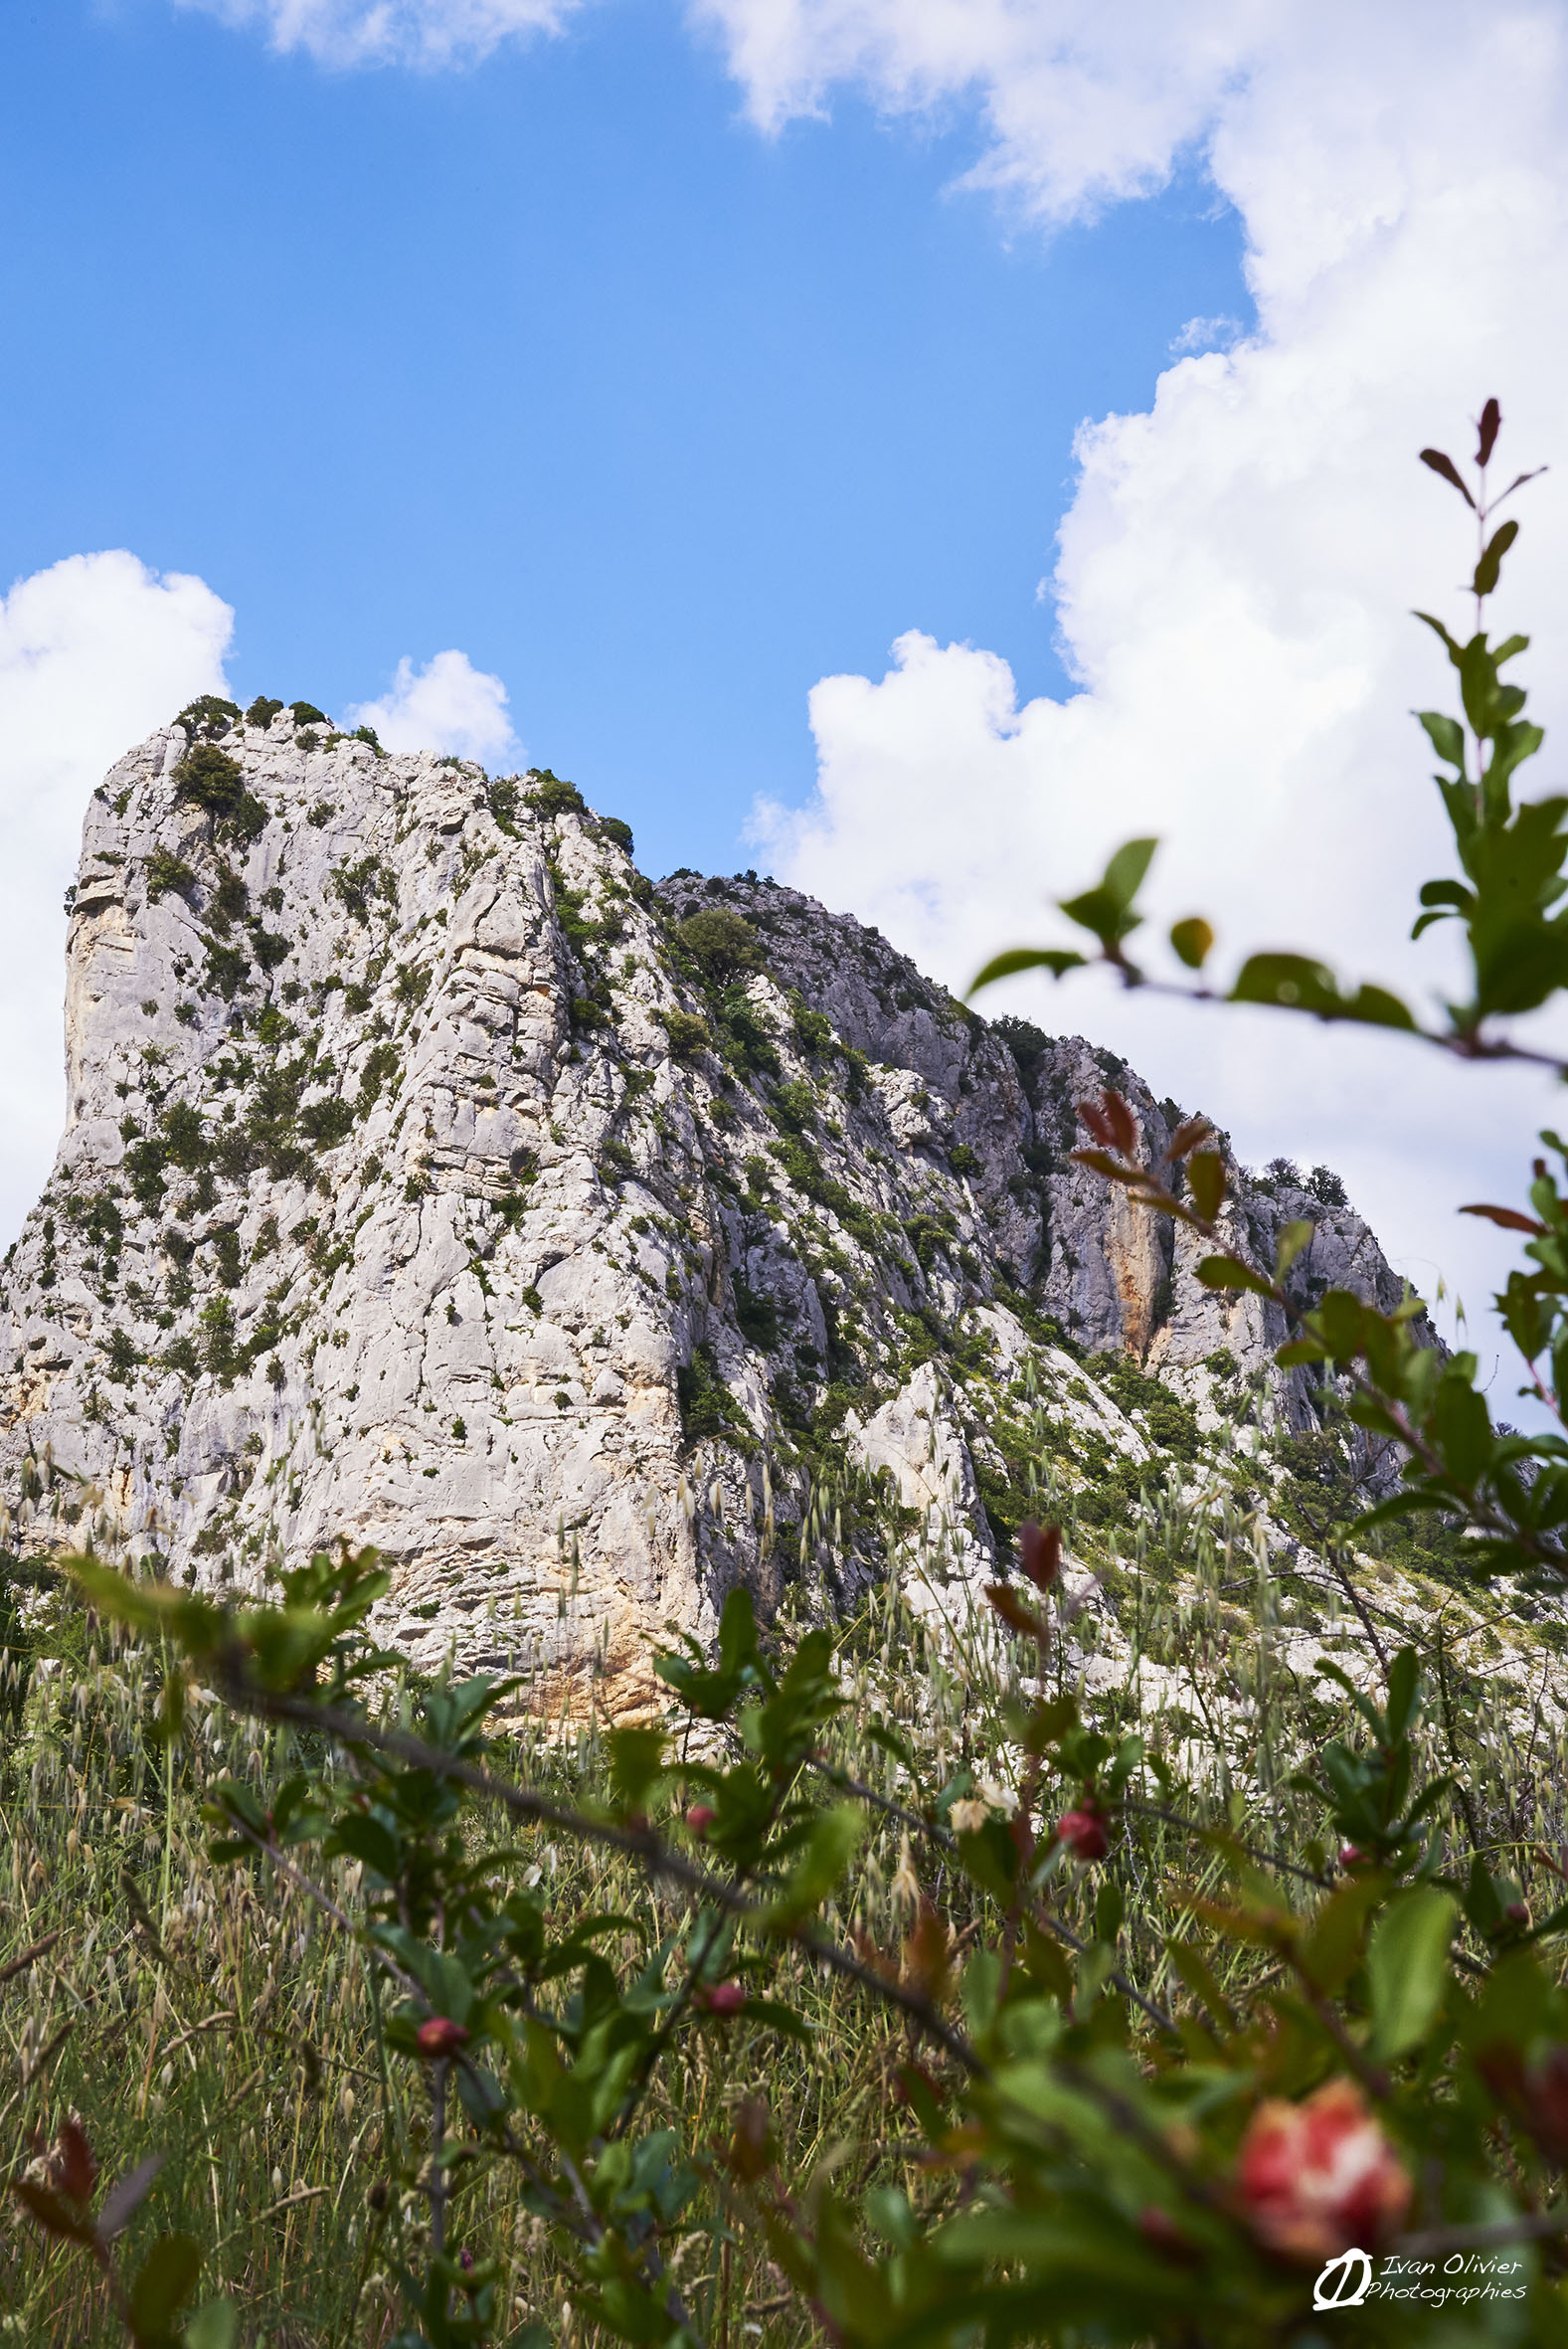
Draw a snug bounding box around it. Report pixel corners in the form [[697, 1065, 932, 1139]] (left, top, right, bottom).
[[1505, 1900, 1530, 1926], [701, 1980, 746, 2016], [685, 1805, 716, 1837], [1236, 2078, 1410, 2261], [1056, 1808, 1110, 1862], [1338, 1845, 1366, 1869], [417, 2016, 470, 2058]]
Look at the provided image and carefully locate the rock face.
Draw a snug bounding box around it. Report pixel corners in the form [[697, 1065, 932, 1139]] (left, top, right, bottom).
[[0, 705, 1424, 1707]]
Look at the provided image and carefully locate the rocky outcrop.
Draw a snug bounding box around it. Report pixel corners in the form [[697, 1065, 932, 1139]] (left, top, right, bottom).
[[0, 705, 1426, 1706]]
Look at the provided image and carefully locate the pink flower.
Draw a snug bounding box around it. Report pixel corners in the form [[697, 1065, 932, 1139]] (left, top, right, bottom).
[[417, 2017, 470, 2058], [1338, 1845, 1367, 1869], [1056, 1809, 1110, 1862], [1237, 2078, 1411, 2260], [685, 1805, 716, 1838], [701, 1981, 747, 2016]]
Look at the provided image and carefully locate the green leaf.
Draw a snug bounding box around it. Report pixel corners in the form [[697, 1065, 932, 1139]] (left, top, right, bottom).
[[1275, 1219, 1314, 1280], [1230, 953, 1415, 1030], [607, 1724, 667, 1816], [184, 2301, 239, 2349], [1367, 1888, 1458, 2060], [969, 947, 1087, 992], [1168, 917, 1213, 970], [1195, 1255, 1275, 1298], [129, 2233, 203, 2342], [1474, 517, 1520, 598], [1058, 837, 1157, 948], [1417, 710, 1467, 771], [739, 1996, 817, 2045], [766, 1804, 863, 1927], [1187, 1150, 1226, 1223]]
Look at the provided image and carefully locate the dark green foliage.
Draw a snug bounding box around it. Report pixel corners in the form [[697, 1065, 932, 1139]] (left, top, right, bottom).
[[1090, 1351, 1203, 1462], [306, 801, 335, 828], [145, 850, 196, 904], [769, 1138, 876, 1245], [330, 855, 395, 925], [949, 1143, 979, 1174], [221, 792, 268, 846], [599, 815, 634, 853], [204, 941, 249, 1000], [174, 744, 245, 816], [789, 998, 833, 1055], [525, 770, 586, 817], [772, 1079, 816, 1134], [299, 1097, 355, 1150], [211, 866, 248, 929], [356, 1040, 400, 1115], [213, 1228, 242, 1288], [676, 1343, 758, 1454], [1307, 1163, 1350, 1208], [715, 988, 780, 1078], [102, 1328, 138, 1382], [178, 695, 241, 738], [163, 1102, 208, 1169], [993, 1015, 1052, 1095], [734, 1277, 781, 1351], [352, 725, 383, 754], [903, 1214, 952, 1272], [199, 1296, 238, 1382], [245, 696, 283, 727], [289, 701, 328, 726], [676, 905, 763, 986], [488, 777, 521, 834], [251, 928, 290, 973], [662, 1008, 710, 1060]]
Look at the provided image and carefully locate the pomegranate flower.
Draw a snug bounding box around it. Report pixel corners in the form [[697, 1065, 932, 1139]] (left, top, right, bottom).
[[417, 2016, 470, 2059], [685, 1805, 716, 1838], [1236, 2078, 1411, 2260], [700, 1981, 747, 2016], [1056, 1809, 1110, 1862]]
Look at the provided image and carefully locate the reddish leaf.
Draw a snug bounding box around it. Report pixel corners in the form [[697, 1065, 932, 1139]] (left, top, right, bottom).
[[1420, 448, 1476, 508], [1070, 1147, 1140, 1186], [1164, 1115, 1214, 1163], [1103, 1089, 1138, 1155], [1477, 398, 1501, 467], [56, 2119, 97, 2209], [984, 1583, 1051, 1648], [10, 2180, 96, 2248], [1017, 1521, 1061, 1592], [1460, 1202, 1546, 1235], [901, 1902, 953, 2005]]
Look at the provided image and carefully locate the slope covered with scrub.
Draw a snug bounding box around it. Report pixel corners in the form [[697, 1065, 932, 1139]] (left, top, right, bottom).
[[0, 697, 1455, 1711]]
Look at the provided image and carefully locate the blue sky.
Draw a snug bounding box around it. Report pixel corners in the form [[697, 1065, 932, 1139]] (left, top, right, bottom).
[[2, 0, 1248, 879], [3, 0, 1565, 1370]]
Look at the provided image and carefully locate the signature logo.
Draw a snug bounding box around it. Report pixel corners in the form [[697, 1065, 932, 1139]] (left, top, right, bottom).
[[1313, 2249, 1374, 2309]]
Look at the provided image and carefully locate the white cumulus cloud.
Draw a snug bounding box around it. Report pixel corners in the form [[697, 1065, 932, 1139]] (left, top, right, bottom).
[[348, 648, 520, 763], [742, 0, 1568, 1349], [0, 551, 234, 1244], [173, 0, 579, 69]]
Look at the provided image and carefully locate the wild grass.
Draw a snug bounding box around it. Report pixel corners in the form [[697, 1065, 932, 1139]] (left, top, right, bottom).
[[1, 1477, 1564, 2345]]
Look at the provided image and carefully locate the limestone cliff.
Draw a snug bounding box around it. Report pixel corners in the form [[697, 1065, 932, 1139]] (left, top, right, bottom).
[[0, 701, 1423, 1706]]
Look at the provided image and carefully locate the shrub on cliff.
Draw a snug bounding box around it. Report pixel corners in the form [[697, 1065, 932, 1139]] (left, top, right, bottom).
[[676, 902, 763, 986]]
